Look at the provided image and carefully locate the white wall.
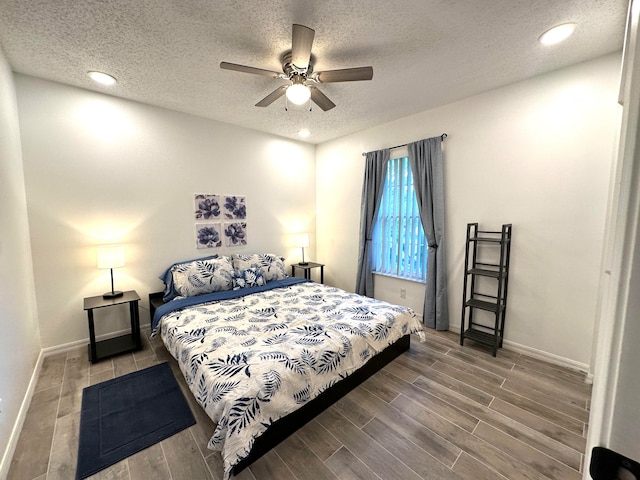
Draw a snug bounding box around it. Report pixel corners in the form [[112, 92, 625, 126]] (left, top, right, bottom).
[[316, 53, 620, 367], [15, 75, 316, 348], [0, 50, 41, 468], [586, 0, 640, 470]]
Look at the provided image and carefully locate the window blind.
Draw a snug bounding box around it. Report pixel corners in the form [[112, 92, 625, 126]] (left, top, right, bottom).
[[372, 156, 427, 281]]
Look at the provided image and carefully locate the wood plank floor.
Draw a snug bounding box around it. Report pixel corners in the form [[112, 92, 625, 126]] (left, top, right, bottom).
[[7, 329, 591, 480]]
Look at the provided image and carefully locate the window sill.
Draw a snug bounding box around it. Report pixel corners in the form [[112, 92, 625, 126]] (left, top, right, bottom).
[[373, 272, 426, 284]]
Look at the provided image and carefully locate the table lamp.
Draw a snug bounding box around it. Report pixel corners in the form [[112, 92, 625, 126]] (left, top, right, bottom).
[[297, 233, 310, 265], [97, 244, 125, 298]]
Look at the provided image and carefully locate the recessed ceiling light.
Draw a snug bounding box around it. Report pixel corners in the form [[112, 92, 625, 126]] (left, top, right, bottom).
[[539, 23, 576, 46], [298, 129, 311, 138], [88, 71, 117, 86]]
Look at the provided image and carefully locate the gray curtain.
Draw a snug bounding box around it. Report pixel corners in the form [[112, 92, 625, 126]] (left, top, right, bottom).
[[408, 137, 449, 330], [355, 148, 390, 296]]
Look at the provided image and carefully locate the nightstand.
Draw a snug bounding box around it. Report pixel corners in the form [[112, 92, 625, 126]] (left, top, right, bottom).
[[291, 262, 325, 283], [83, 290, 142, 363], [148, 291, 167, 328]]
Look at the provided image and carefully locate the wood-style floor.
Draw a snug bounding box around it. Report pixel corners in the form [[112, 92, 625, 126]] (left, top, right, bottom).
[[8, 328, 591, 480]]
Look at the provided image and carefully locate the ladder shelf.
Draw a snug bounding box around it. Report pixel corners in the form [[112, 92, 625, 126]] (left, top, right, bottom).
[[460, 223, 512, 357]]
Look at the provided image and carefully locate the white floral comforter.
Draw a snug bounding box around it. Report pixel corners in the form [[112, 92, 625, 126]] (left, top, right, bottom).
[[157, 279, 423, 479]]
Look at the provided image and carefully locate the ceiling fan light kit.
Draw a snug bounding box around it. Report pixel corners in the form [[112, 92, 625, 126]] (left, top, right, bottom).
[[220, 24, 373, 111], [286, 76, 311, 105]]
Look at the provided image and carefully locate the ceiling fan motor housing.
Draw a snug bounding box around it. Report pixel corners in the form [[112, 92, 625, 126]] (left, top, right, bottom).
[[281, 51, 315, 79]]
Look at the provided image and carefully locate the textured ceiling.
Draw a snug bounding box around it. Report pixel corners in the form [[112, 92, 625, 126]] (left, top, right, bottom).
[[0, 0, 627, 144]]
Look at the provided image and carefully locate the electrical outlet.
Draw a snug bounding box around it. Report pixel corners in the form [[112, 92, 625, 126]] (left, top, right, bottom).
[[400, 289, 406, 298]]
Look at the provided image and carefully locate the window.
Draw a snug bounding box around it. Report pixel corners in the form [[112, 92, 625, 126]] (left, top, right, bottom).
[[372, 156, 427, 281]]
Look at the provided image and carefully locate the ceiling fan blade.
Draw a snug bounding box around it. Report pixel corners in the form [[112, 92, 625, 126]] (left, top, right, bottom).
[[315, 66, 374, 83], [310, 86, 336, 111], [255, 85, 287, 107], [220, 62, 281, 78], [291, 24, 315, 70]]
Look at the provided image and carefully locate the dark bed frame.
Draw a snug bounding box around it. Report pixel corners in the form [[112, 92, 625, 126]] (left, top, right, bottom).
[[233, 333, 410, 475], [148, 292, 411, 476]]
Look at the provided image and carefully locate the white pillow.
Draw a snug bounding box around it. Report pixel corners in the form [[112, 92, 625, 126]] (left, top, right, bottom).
[[231, 254, 287, 282], [171, 257, 234, 297]]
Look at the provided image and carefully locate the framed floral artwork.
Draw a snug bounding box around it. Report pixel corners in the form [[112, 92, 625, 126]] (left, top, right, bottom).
[[223, 195, 246, 219], [195, 194, 248, 248], [224, 222, 247, 246], [196, 223, 222, 248], [195, 194, 221, 220]]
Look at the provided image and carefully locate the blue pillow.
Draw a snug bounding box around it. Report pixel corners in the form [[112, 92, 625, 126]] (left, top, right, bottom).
[[159, 254, 219, 301], [232, 268, 266, 290]]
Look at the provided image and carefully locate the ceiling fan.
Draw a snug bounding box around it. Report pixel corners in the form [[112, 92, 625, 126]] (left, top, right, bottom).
[[220, 24, 373, 111]]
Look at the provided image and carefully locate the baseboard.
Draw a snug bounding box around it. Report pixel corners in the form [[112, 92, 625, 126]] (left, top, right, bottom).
[[501, 339, 590, 374], [41, 325, 151, 357], [448, 324, 589, 374], [0, 349, 44, 479], [1, 326, 154, 475], [585, 372, 594, 385]]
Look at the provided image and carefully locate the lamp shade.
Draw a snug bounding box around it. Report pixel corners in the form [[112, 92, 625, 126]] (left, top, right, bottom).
[[97, 245, 125, 269], [296, 233, 310, 248]]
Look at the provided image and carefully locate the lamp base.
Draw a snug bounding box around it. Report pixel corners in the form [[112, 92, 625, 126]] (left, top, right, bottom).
[[299, 262, 309, 266], [103, 290, 124, 299]]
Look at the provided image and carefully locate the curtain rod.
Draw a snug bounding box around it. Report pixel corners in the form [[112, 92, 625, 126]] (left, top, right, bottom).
[[361, 133, 448, 156]]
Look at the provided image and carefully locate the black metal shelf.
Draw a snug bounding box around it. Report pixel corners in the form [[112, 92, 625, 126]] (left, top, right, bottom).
[[465, 298, 502, 313], [469, 236, 506, 243], [467, 268, 502, 278], [460, 223, 512, 357], [462, 328, 503, 348]]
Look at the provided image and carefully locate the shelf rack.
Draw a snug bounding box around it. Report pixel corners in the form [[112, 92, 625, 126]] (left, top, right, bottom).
[[459, 223, 512, 356]]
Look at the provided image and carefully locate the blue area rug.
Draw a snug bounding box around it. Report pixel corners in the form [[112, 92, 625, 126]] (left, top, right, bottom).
[[76, 362, 195, 479]]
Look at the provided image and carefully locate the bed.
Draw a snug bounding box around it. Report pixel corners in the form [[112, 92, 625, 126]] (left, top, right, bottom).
[[150, 254, 424, 479]]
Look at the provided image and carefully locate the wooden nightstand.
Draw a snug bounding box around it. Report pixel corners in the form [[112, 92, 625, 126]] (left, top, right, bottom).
[[83, 290, 142, 363], [291, 262, 325, 283]]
